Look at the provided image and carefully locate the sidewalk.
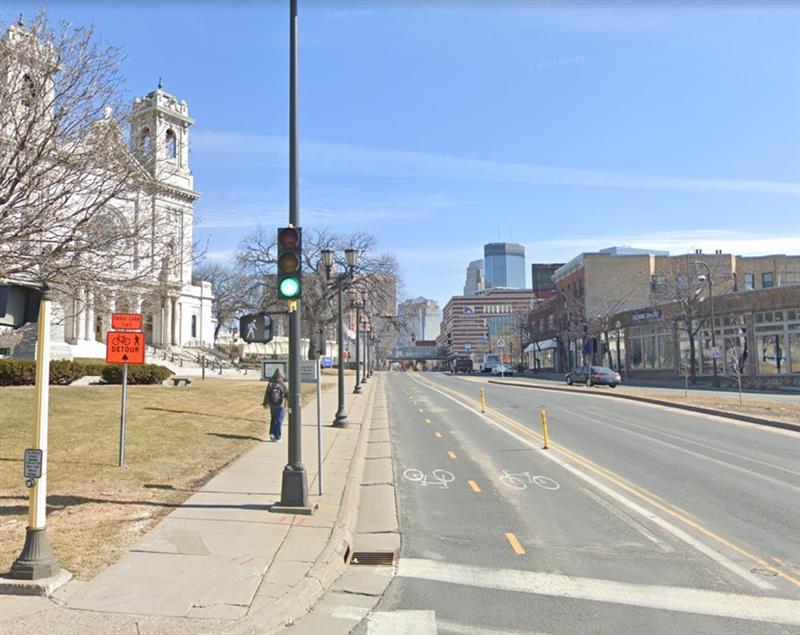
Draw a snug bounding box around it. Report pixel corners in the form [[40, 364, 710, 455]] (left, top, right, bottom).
[[1, 372, 383, 634]]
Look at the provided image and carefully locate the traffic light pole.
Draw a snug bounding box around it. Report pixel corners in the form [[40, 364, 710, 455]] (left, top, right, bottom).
[[275, 0, 310, 512]]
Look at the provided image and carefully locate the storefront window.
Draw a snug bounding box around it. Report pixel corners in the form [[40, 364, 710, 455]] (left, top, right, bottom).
[[630, 338, 643, 369], [790, 333, 800, 374], [658, 334, 674, 369], [758, 334, 787, 374]]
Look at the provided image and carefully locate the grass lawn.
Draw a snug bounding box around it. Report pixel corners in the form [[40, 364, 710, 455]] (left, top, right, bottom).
[[0, 378, 321, 580]]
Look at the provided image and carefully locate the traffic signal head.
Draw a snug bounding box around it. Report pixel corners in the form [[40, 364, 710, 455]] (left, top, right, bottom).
[[277, 226, 302, 299], [447, 333, 453, 346]]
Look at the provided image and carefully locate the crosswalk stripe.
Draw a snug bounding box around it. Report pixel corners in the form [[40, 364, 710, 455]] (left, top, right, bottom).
[[437, 619, 551, 635], [367, 610, 437, 634], [397, 558, 800, 625]]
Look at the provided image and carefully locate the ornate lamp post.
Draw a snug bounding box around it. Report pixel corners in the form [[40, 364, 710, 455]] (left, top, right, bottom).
[[360, 292, 369, 384], [695, 261, 719, 387], [350, 288, 365, 394], [361, 317, 371, 384], [321, 247, 359, 426]]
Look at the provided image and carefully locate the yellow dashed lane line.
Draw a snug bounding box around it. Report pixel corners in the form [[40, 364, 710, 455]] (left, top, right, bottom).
[[468, 480, 481, 493], [447, 450, 457, 460], [505, 532, 525, 555]]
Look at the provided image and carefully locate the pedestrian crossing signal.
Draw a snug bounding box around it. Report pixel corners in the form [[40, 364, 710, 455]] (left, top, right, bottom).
[[277, 226, 302, 299]]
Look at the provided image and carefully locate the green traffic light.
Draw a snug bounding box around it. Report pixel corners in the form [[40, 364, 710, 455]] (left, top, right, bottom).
[[279, 277, 301, 298]]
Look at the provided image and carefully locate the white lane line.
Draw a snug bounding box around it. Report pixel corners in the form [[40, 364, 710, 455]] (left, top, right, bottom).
[[581, 407, 800, 479], [437, 619, 550, 635], [408, 374, 777, 591], [581, 487, 675, 553], [565, 408, 800, 492], [398, 559, 800, 625], [367, 610, 437, 634]]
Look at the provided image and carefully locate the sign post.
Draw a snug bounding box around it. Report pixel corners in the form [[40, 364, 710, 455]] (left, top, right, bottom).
[[11, 286, 61, 580], [106, 319, 145, 467]]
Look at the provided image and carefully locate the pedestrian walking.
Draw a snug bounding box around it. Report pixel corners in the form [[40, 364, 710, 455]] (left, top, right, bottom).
[[263, 368, 287, 442]]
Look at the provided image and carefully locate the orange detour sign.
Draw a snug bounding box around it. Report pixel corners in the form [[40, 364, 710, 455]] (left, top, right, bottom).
[[106, 331, 145, 365], [112, 313, 142, 330]]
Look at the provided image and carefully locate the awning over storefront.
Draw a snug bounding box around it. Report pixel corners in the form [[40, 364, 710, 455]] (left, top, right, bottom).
[[524, 339, 558, 353]]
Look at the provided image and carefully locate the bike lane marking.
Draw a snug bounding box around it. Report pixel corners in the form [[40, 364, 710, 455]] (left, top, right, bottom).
[[408, 373, 782, 592]]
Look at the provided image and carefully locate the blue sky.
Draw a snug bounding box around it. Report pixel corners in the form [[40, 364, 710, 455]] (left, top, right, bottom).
[[3, 1, 799, 308]]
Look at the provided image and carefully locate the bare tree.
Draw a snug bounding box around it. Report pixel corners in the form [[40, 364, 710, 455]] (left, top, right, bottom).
[[657, 259, 734, 384], [0, 14, 171, 296], [236, 226, 403, 359], [192, 261, 251, 340]]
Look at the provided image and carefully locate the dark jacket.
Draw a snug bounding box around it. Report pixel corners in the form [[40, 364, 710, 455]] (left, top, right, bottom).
[[263, 368, 287, 408]]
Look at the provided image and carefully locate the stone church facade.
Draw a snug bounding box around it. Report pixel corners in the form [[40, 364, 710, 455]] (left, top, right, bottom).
[[56, 84, 215, 359], [1, 22, 214, 359]]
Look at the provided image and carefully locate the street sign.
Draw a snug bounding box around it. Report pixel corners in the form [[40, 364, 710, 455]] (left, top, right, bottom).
[[300, 360, 318, 383], [321, 356, 334, 368], [464, 342, 472, 352], [497, 338, 505, 348], [112, 313, 142, 330], [23, 448, 42, 479], [261, 360, 288, 381], [711, 346, 721, 360], [240, 313, 273, 344], [106, 331, 145, 365]]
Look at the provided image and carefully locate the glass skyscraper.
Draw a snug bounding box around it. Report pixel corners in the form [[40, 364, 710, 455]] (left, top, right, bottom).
[[484, 242, 526, 289]]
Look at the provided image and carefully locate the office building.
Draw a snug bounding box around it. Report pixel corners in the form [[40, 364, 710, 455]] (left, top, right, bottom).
[[484, 243, 526, 289]]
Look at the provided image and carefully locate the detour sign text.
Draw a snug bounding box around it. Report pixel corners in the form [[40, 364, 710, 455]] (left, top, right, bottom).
[[106, 331, 145, 365]]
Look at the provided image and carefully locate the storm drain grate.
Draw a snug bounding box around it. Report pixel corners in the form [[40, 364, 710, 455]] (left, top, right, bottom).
[[349, 551, 396, 566]]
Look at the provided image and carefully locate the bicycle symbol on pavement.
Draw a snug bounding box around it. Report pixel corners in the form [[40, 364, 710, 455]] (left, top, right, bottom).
[[498, 470, 560, 491], [402, 468, 455, 489]]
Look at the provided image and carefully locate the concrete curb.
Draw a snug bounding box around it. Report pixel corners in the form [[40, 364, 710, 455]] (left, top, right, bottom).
[[488, 379, 800, 433], [226, 375, 381, 635]]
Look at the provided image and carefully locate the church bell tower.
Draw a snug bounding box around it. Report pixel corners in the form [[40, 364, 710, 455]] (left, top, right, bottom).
[[130, 80, 194, 192]]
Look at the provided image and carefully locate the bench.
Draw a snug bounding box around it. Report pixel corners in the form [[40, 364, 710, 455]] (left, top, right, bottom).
[[171, 377, 192, 387]]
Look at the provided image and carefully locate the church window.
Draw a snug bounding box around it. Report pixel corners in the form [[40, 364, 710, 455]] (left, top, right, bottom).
[[166, 129, 177, 159], [141, 128, 152, 155], [191, 315, 197, 338]]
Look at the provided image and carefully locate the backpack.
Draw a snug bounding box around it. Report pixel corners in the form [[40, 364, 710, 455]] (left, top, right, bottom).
[[268, 384, 284, 406]]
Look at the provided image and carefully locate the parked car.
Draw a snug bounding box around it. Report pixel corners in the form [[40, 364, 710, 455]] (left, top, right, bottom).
[[565, 366, 621, 387], [491, 364, 514, 376]]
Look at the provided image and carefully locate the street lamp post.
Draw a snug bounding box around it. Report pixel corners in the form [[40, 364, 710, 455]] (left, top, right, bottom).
[[615, 320, 622, 375], [360, 293, 369, 385], [695, 261, 719, 387], [351, 289, 364, 394], [361, 323, 369, 384], [321, 248, 359, 426]]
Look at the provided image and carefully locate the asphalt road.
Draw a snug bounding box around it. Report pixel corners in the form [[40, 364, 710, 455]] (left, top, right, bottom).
[[359, 371, 800, 635]]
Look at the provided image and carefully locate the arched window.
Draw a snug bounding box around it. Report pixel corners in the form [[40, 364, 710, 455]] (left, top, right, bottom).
[[166, 129, 177, 159], [191, 315, 198, 338], [141, 128, 152, 155], [22, 74, 35, 109]]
